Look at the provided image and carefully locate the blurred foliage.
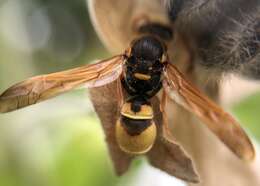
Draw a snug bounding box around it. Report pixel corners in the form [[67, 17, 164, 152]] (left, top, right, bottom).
[[0, 1, 259, 186], [232, 93, 260, 140]]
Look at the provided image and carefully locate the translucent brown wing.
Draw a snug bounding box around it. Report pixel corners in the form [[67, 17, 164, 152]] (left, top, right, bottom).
[[0, 55, 123, 113], [163, 63, 255, 161]]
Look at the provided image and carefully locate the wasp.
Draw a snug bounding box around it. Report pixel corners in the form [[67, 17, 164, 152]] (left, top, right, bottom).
[[0, 34, 255, 163], [0, 34, 255, 183]]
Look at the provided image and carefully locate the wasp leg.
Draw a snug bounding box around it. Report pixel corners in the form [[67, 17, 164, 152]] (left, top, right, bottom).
[[146, 82, 162, 99], [121, 79, 136, 96], [116, 77, 124, 108], [160, 89, 175, 141]]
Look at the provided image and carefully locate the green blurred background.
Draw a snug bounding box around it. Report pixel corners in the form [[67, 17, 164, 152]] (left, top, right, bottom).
[[0, 1, 259, 186]]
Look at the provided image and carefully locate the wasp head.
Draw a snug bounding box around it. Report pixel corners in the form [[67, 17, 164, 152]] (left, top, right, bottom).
[[126, 36, 167, 80]]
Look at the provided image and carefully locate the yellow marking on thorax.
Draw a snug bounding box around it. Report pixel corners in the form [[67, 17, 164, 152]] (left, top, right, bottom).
[[134, 73, 151, 80]]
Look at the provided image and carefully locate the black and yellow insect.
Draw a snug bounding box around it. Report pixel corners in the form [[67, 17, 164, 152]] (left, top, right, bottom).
[[116, 35, 165, 154], [0, 34, 254, 160], [0, 31, 256, 183]]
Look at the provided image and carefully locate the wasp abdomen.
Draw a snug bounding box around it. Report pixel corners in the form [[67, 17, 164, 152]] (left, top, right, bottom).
[[115, 101, 157, 154], [116, 118, 156, 155]]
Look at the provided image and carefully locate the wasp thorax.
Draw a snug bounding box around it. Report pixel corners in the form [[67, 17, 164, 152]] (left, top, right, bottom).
[[115, 98, 157, 154]]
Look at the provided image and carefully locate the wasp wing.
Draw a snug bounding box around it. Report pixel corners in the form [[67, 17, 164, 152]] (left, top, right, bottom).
[[0, 55, 123, 113], [163, 63, 255, 161]]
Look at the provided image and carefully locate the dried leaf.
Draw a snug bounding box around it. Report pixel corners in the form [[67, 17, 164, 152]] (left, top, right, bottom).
[[148, 98, 199, 183]]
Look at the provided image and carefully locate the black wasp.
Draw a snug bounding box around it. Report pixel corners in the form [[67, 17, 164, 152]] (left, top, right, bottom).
[[0, 35, 254, 160]]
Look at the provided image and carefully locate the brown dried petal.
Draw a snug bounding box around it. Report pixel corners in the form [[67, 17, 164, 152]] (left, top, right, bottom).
[[147, 98, 199, 183]]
